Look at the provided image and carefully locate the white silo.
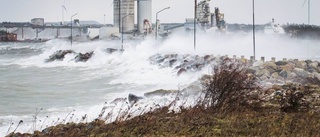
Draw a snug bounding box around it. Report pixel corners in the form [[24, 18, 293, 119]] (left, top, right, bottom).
[[137, 0, 152, 34], [114, 0, 135, 32]]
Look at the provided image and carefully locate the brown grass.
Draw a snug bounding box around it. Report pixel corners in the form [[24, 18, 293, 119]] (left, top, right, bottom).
[[8, 58, 320, 137]]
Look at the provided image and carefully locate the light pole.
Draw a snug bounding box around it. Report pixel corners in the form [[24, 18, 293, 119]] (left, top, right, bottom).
[[308, 0, 310, 24], [155, 7, 170, 40], [118, 0, 121, 32], [194, 0, 197, 51], [252, 0, 256, 60], [121, 13, 133, 51], [71, 13, 78, 47], [104, 14, 106, 25]]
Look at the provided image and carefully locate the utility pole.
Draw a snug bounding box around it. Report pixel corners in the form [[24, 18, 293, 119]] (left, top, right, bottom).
[[252, 0, 256, 60], [194, 0, 197, 51], [308, 0, 310, 24], [119, 0, 121, 32]]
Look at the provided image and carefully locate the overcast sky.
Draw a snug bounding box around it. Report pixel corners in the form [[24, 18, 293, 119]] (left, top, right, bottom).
[[1, 0, 319, 25]]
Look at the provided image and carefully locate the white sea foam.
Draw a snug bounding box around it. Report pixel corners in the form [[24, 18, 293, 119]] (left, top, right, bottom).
[[1, 32, 320, 136]]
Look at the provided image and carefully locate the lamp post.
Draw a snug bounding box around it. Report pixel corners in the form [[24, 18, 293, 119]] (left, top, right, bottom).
[[155, 7, 170, 40], [71, 13, 78, 47], [118, 0, 121, 32], [194, 0, 197, 51], [252, 0, 256, 60], [308, 0, 310, 24], [121, 13, 133, 51]]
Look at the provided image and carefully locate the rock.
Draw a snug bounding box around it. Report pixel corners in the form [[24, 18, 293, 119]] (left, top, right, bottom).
[[293, 68, 311, 78], [252, 60, 264, 67], [104, 48, 123, 54], [45, 50, 75, 62], [177, 68, 187, 76], [200, 74, 212, 83], [271, 72, 279, 79], [309, 62, 319, 69], [128, 93, 143, 105], [247, 67, 258, 75], [181, 84, 202, 96], [275, 61, 288, 66], [169, 59, 177, 67], [279, 63, 295, 71], [279, 69, 289, 79], [296, 61, 307, 69], [256, 69, 270, 78], [144, 89, 178, 97], [203, 55, 213, 62], [149, 54, 165, 64], [193, 63, 205, 70], [262, 62, 277, 73], [74, 51, 94, 62], [259, 75, 269, 81], [305, 60, 313, 65], [313, 73, 320, 82], [306, 67, 317, 73]]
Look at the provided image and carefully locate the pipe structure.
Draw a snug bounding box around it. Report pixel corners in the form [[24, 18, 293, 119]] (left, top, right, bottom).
[[121, 13, 133, 50], [71, 13, 78, 47], [155, 7, 170, 40]]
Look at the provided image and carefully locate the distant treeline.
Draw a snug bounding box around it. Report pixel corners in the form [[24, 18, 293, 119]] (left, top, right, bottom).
[[227, 23, 265, 33], [227, 23, 320, 39], [283, 24, 320, 39]]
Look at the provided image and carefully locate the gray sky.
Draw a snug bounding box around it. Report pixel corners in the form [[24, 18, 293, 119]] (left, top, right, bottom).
[[1, 0, 319, 25]]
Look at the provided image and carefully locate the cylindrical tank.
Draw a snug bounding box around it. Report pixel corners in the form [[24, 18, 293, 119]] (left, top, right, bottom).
[[137, 0, 152, 34], [114, 0, 135, 32]]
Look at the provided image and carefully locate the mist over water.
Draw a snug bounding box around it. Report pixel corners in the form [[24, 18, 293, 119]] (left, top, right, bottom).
[[0, 32, 319, 135]]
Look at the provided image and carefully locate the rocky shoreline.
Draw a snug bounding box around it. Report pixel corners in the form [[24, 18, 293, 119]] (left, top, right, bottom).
[[150, 53, 320, 85], [7, 54, 320, 136]]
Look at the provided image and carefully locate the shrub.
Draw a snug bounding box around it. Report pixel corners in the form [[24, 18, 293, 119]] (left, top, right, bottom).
[[278, 85, 312, 112], [201, 58, 259, 112]]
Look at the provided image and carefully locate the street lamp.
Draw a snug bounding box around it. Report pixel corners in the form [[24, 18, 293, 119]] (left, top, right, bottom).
[[71, 13, 78, 47], [155, 7, 170, 40], [252, 0, 256, 60], [121, 12, 133, 51], [307, 0, 310, 24], [194, 0, 197, 51]]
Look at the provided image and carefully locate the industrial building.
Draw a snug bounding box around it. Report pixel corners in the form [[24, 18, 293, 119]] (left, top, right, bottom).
[[0, 0, 226, 42], [108, 0, 225, 37]]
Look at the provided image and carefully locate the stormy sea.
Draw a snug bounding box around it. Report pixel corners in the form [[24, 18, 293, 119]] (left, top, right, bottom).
[[0, 33, 319, 135]]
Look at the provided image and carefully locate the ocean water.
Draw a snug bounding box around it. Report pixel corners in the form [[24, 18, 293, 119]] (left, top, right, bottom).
[[0, 33, 319, 135]]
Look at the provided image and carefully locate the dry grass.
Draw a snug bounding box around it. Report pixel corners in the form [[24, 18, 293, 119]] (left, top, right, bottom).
[[8, 58, 320, 137]]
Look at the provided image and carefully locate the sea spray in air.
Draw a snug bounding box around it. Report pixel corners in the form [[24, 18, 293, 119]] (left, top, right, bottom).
[[1, 32, 320, 136]]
